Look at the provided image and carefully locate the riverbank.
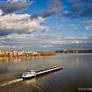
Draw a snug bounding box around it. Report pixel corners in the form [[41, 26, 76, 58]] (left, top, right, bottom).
[[0, 50, 56, 57], [55, 49, 92, 53]]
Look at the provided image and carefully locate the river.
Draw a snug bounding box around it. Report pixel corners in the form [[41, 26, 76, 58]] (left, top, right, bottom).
[[0, 53, 92, 92]]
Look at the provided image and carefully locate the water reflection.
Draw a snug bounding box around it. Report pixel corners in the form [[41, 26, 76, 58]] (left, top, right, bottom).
[[0, 56, 40, 64]]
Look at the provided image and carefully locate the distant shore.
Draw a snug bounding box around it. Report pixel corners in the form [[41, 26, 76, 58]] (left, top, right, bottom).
[[0, 50, 56, 57], [0, 49, 92, 57], [55, 49, 92, 53]]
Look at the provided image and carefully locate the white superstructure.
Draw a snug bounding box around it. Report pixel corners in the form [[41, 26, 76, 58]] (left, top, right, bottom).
[[21, 70, 36, 79]]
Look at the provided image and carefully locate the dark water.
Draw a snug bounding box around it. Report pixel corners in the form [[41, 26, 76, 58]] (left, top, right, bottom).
[[0, 53, 92, 92]]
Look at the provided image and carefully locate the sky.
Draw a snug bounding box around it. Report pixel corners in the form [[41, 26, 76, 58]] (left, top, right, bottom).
[[0, 0, 92, 51]]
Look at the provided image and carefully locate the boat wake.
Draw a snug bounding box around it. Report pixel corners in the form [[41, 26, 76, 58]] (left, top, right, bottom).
[[0, 78, 23, 87]]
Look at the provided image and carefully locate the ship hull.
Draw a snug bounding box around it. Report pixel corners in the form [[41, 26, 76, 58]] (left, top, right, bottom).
[[21, 66, 63, 79]]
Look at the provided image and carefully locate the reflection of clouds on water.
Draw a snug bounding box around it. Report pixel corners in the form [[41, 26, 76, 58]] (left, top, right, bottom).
[[0, 57, 34, 74], [0, 56, 40, 73], [7, 61, 34, 73]]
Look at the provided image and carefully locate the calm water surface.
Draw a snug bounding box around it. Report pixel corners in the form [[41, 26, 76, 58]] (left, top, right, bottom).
[[0, 53, 92, 92]]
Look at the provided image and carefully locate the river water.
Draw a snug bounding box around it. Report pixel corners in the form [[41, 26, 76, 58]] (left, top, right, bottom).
[[0, 53, 92, 92]]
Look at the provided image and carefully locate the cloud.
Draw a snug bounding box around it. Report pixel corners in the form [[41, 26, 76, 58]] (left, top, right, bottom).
[[80, 4, 92, 18], [68, 24, 75, 27], [0, 0, 64, 18], [83, 19, 92, 24], [85, 25, 92, 31], [60, 0, 92, 18], [40, 0, 64, 18], [71, 2, 85, 13], [0, 9, 3, 15], [61, 11, 72, 17], [68, 0, 79, 3], [0, 10, 50, 36], [83, 19, 92, 31], [0, 34, 92, 50], [68, 24, 78, 31], [0, 0, 32, 14]]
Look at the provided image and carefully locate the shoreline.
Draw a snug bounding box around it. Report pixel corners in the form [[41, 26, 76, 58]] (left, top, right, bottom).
[[0, 50, 56, 57]]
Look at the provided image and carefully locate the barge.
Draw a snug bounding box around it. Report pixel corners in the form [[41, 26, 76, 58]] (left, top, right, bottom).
[[21, 65, 63, 79]]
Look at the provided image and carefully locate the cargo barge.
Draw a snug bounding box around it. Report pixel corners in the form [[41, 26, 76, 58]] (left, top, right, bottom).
[[21, 65, 63, 79]]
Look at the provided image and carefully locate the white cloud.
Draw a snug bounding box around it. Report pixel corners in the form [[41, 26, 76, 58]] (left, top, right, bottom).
[[0, 33, 92, 50], [68, 24, 78, 31], [0, 9, 3, 15], [85, 25, 92, 31], [42, 45, 53, 48], [83, 19, 92, 24], [69, 24, 75, 27], [0, 10, 50, 35], [50, 41, 65, 45], [72, 40, 83, 44]]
